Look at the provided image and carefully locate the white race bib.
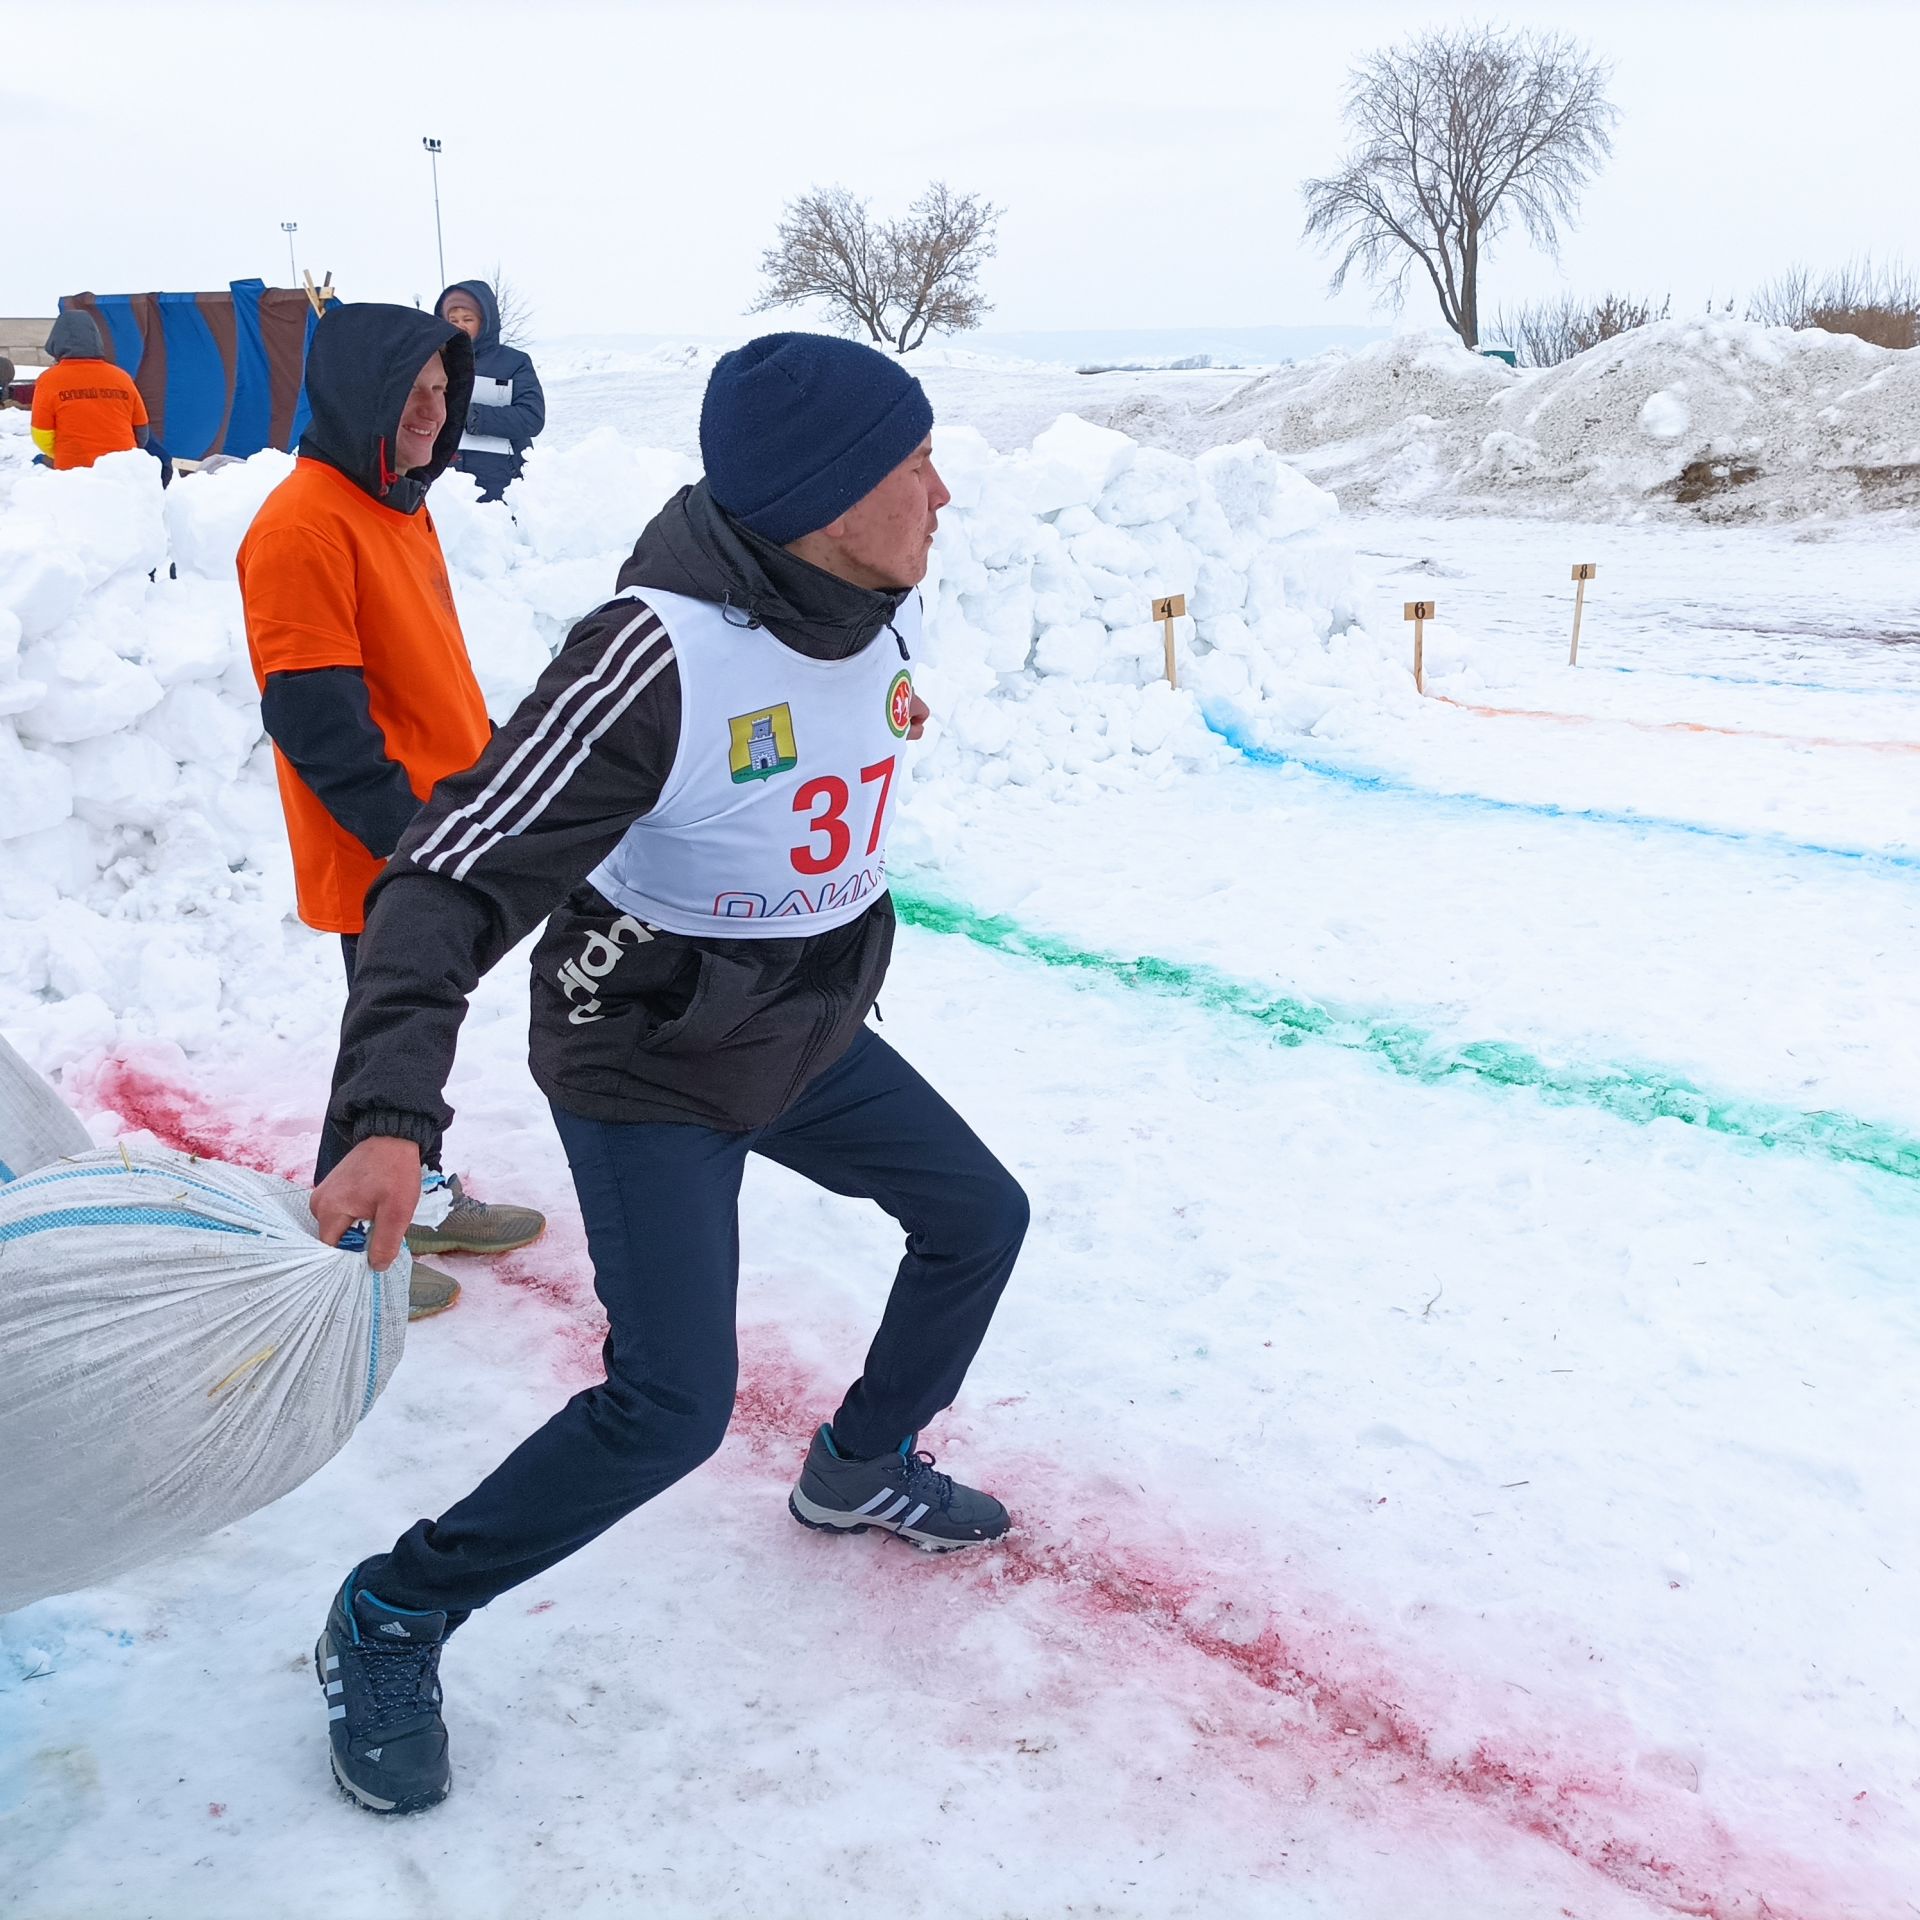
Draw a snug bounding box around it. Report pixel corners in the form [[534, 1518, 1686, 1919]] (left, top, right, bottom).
[[589, 587, 918, 939]]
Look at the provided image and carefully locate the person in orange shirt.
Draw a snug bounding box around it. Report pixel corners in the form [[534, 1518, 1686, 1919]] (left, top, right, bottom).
[[238, 302, 545, 1314], [30, 311, 150, 469]]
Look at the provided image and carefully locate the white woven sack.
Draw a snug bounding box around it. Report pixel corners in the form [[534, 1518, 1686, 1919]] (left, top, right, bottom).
[[0, 1033, 92, 1182], [0, 1146, 409, 1613]]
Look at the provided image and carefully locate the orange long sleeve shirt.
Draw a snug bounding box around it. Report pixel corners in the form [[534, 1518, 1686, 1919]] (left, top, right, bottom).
[[30, 357, 148, 469], [237, 458, 493, 933]]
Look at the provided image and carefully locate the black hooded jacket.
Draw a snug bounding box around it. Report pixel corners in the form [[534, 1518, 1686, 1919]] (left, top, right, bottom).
[[436, 279, 544, 500], [259, 305, 476, 863], [299, 302, 474, 513], [323, 481, 916, 1158]]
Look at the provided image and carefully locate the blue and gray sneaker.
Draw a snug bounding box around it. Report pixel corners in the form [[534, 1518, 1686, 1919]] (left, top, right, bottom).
[[789, 1425, 1010, 1552], [314, 1571, 452, 1814]]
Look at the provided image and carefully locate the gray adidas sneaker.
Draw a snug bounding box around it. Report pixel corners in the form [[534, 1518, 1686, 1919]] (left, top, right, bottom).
[[405, 1175, 546, 1257], [789, 1425, 1009, 1552], [407, 1263, 461, 1320]]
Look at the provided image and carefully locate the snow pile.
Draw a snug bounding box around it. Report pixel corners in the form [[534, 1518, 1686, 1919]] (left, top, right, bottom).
[[1102, 319, 1920, 518], [0, 414, 1388, 1042], [913, 416, 1395, 799]]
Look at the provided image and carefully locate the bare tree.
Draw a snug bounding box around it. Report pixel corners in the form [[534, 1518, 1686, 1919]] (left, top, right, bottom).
[[1302, 26, 1618, 349], [753, 182, 1001, 351], [885, 182, 999, 350], [753, 189, 895, 343], [488, 262, 536, 345]]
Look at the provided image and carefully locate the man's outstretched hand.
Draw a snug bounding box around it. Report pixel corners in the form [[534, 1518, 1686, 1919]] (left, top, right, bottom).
[[907, 691, 930, 740], [312, 1136, 422, 1271]]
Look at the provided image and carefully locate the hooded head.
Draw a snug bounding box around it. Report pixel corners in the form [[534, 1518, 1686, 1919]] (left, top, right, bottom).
[[698, 332, 934, 548], [46, 310, 107, 362], [436, 280, 501, 355], [297, 302, 474, 514]]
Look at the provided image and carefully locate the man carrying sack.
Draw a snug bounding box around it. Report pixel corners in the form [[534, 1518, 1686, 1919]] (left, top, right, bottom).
[[305, 333, 1029, 1814]]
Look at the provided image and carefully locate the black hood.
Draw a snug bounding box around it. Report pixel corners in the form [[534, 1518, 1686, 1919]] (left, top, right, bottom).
[[615, 481, 910, 663], [437, 279, 501, 354], [297, 302, 474, 514]]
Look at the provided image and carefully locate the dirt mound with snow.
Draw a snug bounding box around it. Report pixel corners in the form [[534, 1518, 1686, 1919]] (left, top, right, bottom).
[[1098, 321, 1920, 520]]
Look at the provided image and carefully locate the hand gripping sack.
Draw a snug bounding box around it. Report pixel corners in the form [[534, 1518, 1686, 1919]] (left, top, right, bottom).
[[0, 1146, 410, 1613]]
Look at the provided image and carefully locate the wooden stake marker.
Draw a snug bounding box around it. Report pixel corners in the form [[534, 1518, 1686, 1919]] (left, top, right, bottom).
[[1404, 600, 1434, 694], [1568, 563, 1597, 666], [1152, 593, 1186, 689]]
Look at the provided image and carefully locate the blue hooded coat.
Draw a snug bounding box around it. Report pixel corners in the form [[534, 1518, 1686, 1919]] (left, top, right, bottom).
[[436, 279, 544, 502]]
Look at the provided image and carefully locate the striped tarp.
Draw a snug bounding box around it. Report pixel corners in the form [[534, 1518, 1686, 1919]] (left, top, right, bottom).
[[57, 280, 327, 461]]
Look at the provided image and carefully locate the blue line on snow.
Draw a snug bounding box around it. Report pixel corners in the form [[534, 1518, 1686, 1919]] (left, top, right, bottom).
[[1591, 663, 1920, 698], [1202, 710, 1920, 874]]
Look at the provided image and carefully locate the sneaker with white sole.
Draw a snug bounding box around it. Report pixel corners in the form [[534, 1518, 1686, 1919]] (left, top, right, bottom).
[[406, 1263, 461, 1320], [788, 1425, 1009, 1552], [314, 1571, 452, 1815], [405, 1174, 545, 1257]]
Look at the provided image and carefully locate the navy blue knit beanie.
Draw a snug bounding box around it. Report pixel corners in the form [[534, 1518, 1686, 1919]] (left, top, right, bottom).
[[699, 332, 934, 544]]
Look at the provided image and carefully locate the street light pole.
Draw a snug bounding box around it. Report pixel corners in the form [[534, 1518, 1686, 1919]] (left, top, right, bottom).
[[421, 138, 445, 292], [281, 221, 298, 284]]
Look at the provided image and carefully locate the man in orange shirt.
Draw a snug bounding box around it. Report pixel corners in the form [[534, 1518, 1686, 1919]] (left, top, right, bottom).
[[238, 302, 545, 1314], [30, 311, 149, 469]]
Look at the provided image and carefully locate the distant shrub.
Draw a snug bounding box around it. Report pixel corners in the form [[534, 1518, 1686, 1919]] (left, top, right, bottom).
[[1489, 292, 1671, 367], [1746, 260, 1917, 350]]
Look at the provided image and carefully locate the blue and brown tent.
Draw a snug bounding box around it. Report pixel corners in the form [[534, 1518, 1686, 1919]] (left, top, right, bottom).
[[57, 280, 331, 461]]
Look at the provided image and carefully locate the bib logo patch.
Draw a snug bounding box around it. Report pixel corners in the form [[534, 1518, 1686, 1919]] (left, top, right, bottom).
[[728, 704, 798, 784], [886, 670, 915, 740]]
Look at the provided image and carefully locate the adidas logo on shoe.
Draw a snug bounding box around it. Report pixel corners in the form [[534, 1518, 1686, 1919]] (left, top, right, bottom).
[[378, 1620, 411, 1638], [789, 1425, 1009, 1552]]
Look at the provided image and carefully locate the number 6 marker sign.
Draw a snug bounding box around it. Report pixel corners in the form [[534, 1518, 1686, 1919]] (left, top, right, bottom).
[[1404, 600, 1435, 694]]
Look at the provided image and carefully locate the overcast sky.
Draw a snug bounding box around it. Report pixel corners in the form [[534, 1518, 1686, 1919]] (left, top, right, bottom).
[[4, 0, 1913, 342]]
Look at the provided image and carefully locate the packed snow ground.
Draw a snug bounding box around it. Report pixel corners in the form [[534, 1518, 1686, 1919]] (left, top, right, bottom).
[[2, 340, 1918, 1918]]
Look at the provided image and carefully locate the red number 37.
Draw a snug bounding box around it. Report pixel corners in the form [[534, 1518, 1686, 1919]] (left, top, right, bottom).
[[789, 758, 895, 874]]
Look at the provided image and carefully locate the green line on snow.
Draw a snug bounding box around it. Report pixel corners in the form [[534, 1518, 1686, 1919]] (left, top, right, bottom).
[[893, 890, 1920, 1186]]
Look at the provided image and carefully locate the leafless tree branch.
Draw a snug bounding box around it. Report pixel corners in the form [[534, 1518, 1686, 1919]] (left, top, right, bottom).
[[1302, 27, 1618, 348], [489, 262, 536, 346], [1491, 290, 1670, 366], [753, 182, 1000, 351], [1747, 258, 1918, 350]]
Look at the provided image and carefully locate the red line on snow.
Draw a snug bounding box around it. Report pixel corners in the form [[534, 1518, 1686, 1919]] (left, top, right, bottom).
[[86, 1062, 1869, 1920], [479, 1239, 1861, 1918], [1427, 689, 1920, 756], [80, 1054, 307, 1180]]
